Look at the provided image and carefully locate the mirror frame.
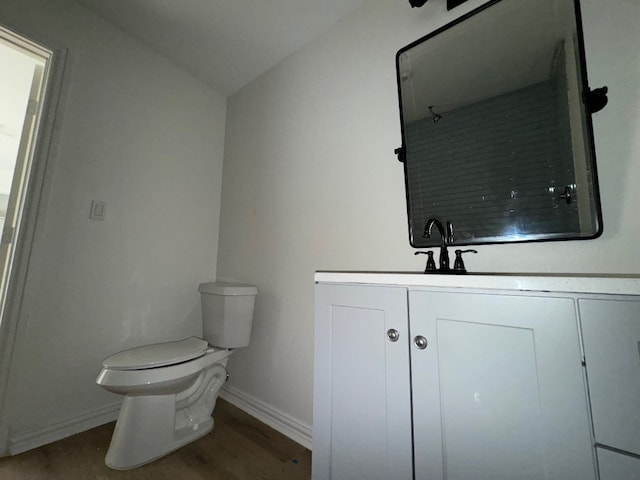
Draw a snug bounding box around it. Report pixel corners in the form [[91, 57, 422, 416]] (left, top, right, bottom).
[[395, 0, 603, 248]]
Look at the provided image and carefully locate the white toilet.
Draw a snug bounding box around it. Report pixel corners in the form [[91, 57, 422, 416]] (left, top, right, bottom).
[[96, 282, 257, 470]]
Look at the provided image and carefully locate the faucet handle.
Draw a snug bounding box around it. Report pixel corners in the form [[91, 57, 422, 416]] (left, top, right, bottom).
[[415, 251, 437, 273], [453, 249, 477, 274]]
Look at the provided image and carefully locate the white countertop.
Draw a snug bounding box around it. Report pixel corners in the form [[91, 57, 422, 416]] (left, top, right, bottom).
[[314, 271, 640, 296]]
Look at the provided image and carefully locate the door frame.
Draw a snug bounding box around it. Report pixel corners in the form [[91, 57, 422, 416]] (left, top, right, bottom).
[[0, 23, 68, 454]]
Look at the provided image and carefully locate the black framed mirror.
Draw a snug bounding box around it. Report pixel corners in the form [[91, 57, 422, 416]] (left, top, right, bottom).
[[396, 0, 604, 248]]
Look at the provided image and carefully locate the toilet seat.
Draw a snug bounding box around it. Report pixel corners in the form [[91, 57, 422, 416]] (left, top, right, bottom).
[[103, 337, 209, 370]]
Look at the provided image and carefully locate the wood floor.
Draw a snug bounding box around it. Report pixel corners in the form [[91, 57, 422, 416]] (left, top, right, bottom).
[[0, 399, 312, 480]]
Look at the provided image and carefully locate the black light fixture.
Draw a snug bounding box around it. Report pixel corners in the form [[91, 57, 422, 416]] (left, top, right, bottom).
[[408, 0, 469, 9], [586, 86, 609, 114], [447, 0, 469, 10]]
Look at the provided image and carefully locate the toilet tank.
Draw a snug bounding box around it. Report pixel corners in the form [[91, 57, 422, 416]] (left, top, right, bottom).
[[198, 282, 258, 348]]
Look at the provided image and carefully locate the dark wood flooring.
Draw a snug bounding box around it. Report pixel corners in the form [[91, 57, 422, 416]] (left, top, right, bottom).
[[0, 399, 312, 479]]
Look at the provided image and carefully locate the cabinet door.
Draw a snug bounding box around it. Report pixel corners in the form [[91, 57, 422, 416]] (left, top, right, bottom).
[[579, 299, 640, 455], [313, 284, 412, 480], [409, 291, 595, 480], [597, 448, 640, 480]]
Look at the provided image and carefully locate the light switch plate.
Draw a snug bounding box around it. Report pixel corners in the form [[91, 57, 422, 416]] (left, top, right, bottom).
[[90, 200, 106, 221]]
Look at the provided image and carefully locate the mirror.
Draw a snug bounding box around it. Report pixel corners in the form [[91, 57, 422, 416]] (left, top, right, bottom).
[[396, 0, 604, 248]]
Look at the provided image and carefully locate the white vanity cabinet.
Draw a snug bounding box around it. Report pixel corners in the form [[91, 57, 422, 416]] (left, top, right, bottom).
[[313, 277, 601, 480]]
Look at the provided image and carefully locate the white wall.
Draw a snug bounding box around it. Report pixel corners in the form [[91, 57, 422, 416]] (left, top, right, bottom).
[[217, 0, 640, 435], [0, 0, 226, 451]]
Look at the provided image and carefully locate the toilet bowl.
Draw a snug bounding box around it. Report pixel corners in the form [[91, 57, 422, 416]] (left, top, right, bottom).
[[96, 282, 257, 470]]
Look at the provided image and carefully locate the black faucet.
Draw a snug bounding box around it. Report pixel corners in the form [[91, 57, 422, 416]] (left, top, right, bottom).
[[423, 218, 454, 272]]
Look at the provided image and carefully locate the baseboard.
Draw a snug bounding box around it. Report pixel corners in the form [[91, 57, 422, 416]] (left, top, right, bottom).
[[8, 390, 312, 456], [9, 402, 121, 455], [0, 421, 9, 457], [220, 386, 312, 450]]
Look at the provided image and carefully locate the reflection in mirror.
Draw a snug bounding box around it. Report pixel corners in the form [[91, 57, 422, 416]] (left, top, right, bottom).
[[396, 0, 603, 247]]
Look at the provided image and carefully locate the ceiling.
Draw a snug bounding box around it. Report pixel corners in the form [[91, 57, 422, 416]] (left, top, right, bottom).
[[78, 0, 366, 96]]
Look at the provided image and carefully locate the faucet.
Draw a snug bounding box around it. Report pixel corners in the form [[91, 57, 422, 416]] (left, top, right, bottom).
[[423, 218, 454, 272]]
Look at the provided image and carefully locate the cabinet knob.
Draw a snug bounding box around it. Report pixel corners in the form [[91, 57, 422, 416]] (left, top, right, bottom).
[[387, 329, 400, 342], [413, 335, 428, 350]]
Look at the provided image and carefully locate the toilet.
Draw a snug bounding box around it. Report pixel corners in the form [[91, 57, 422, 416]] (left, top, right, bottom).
[[96, 282, 257, 470]]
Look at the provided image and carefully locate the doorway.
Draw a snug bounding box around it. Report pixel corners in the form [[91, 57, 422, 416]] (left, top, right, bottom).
[[0, 27, 52, 328]]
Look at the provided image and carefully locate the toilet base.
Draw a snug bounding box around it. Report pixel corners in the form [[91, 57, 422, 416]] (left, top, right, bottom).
[[104, 359, 229, 470], [105, 394, 214, 470]]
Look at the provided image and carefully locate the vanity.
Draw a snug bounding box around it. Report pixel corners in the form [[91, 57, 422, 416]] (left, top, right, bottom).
[[313, 272, 640, 480], [312, 0, 631, 476]]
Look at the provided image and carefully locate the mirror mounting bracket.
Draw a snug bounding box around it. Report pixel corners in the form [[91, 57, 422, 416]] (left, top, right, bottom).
[[394, 146, 406, 163], [585, 86, 609, 114]]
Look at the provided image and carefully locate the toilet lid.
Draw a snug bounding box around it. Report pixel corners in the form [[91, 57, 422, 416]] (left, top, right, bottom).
[[102, 337, 209, 370]]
